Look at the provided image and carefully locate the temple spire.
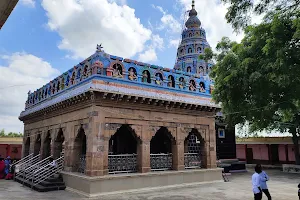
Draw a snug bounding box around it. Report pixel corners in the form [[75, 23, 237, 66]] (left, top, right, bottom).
[[192, 0, 195, 9]]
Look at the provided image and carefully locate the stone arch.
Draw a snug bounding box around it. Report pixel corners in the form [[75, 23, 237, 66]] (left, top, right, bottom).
[[109, 124, 140, 155], [43, 131, 52, 159], [184, 129, 206, 168], [53, 128, 65, 159], [188, 48, 193, 54], [109, 61, 124, 78], [34, 134, 41, 156], [150, 127, 175, 170], [142, 70, 151, 83], [187, 66, 192, 73], [167, 75, 175, 88], [24, 137, 30, 157], [189, 32, 192, 37], [73, 126, 87, 173], [197, 47, 202, 53]]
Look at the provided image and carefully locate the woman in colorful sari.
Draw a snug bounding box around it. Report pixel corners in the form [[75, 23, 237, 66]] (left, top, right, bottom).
[[0, 158, 5, 179], [4, 156, 11, 176]]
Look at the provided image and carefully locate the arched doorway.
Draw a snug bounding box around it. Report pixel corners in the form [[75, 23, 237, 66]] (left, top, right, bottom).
[[24, 137, 30, 157], [184, 129, 205, 169], [74, 126, 87, 173], [34, 134, 41, 156], [150, 127, 174, 171], [54, 128, 64, 159], [108, 125, 140, 174], [43, 131, 51, 159]]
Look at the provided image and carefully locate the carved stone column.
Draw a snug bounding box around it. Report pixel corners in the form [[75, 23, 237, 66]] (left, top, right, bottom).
[[137, 125, 151, 173], [63, 123, 75, 172], [172, 127, 185, 170], [85, 112, 108, 176]]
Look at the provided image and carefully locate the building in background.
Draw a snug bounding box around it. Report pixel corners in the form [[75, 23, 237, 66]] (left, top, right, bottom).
[[0, 0, 18, 30], [236, 137, 300, 165], [0, 137, 22, 159]]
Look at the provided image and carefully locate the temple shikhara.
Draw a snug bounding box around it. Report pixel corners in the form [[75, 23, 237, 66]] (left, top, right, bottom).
[[18, 1, 229, 196]]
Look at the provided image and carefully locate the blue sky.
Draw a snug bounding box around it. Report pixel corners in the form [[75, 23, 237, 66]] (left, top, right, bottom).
[[0, 0, 266, 134]]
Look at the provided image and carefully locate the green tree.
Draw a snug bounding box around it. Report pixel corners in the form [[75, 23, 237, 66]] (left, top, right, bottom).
[[221, 0, 300, 32], [207, 11, 300, 164]]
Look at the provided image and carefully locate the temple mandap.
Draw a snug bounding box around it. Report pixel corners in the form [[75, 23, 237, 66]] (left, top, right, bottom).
[[19, 1, 226, 196]]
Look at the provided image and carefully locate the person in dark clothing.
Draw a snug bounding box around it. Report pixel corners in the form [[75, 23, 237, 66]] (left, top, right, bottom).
[[252, 164, 263, 200], [298, 183, 300, 200]]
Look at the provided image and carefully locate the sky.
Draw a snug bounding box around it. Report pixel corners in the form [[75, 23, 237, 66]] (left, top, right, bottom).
[[0, 0, 285, 137]]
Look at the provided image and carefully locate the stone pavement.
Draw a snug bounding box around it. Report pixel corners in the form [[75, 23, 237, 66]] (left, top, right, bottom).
[[0, 170, 299, 200]]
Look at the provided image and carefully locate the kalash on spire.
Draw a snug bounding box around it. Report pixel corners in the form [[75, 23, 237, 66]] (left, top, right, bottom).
[[174, 0, 213, 78]]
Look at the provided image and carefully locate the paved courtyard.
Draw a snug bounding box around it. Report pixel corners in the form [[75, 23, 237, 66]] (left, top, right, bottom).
[[0, 170, 299, 200]]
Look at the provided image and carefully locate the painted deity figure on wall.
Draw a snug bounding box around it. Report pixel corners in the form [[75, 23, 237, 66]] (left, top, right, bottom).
[[167, 76, 173, 87], [189, 81, 196, 91], [66, 76, 70, 87], [70, 72, 76, 85], [87, 66, 92, 76], [187, 67, 192, 73], [60, 78, 65, 90], [112, 67, 122, 78], [200, 82, 205, 93], [179, 77, 185, 89], [128, 68, 137, 81], [155, 73, 162, 85], [142, 71, 148, 83]]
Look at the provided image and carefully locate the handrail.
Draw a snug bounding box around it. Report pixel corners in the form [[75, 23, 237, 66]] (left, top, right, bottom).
[[25, 155, 52, 171], [14, 153, 33, 166], [18, 154, 40, 167], [32, 156, 65, 186], [23, 156, 52, 184]]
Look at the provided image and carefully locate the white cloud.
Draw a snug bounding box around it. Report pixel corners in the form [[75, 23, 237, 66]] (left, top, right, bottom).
[[41, 0, 152, 59], [152, 5, 181, 33], [152, 34, 164, 50], [169, 39, 180, 48], [0, 53, 60, 133], [138, 48, 157, 63], [20, 0, 35, 8], [108, 0, 127, 5], [137, 34, 164, 63], [178, 0, 263, 50]]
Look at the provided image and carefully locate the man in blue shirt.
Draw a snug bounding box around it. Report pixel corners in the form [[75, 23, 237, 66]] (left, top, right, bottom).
[[257, 164, 272, 200], [252, 164, 263, 200]]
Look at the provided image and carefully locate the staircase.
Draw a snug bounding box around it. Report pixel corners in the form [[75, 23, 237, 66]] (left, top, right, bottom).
[[14, 155, 66, 192]]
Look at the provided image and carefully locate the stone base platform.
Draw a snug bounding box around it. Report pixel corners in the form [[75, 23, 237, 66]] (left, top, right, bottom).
[[282, 164, 300, 173], [62, 168, 223, 198]]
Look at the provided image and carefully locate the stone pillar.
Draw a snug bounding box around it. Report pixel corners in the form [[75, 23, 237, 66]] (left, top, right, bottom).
[[172, 127, 185, 170], [206, 124, 217, 169], [85, 112, 107, 176], [137, 125, 150, 173], [63, 123, 75, 172], [39, 131, 46, 160], [137, 141, 151, 173], [29, 133, 36, 155], [172, 140, 185, 170]]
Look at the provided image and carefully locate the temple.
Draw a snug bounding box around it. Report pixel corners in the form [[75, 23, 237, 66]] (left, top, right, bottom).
[[18, 1, 224, 196]]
